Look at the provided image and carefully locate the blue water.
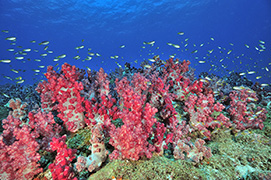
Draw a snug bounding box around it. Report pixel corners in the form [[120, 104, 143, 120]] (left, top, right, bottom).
[[0, 0, 270, 85]]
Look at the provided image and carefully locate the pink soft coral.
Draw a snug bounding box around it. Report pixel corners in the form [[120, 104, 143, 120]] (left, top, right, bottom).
[[0, 115, 42, 180], [108, 74, 158, 161]]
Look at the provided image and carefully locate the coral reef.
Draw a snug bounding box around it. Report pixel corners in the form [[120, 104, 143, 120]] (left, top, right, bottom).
[[0, 57, 270, 180]]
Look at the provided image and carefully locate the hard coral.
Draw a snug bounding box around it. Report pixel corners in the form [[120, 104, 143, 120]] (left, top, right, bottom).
[[174, 138, 212, 163], [75, 123, 108, 173]]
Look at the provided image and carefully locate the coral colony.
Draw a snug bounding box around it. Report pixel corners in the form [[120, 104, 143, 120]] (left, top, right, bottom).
[[0, 57, 269, 180]]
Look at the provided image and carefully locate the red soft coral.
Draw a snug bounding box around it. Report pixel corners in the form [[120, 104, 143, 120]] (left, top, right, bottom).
[[49, 135, 77, 180]]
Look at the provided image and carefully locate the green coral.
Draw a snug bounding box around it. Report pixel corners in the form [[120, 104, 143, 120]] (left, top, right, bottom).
[[0, 105, 9, 133], [89, 155, 202, 180], [66, 128, 92, 154], [85, 125, 271, 180]]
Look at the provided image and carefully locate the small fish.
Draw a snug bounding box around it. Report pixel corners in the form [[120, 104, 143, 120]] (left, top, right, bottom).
[[113, 55, 119, 59], [115, 62, 122, 68], [144, 64, 151, 69], [16, 79, 25, 84], [11, 69, 19, 73], [96, 53, 101, 56], [247, 97, 257, 102], [33, 69, 40, 73], [34, 59, 41, 62], [0, 59, 11, 63], [227, 50, 232, 55], [5, 37, 16, 41], [85, 56, 92, 60], [198, 61, 205, 63], [58, 54, 66, 58], [256, 109, 264, 115], [30, 40, 36, 43], [178, 32, 184, 35], [47, 50, 53, 53], [15, 76, 22, 80], [120, 45, 125, 48], [39, 41, 49, 45], [247, 71, 255, 74], [40, 53, 47, 57], [210, 37, 215, 41], [205, 77, 212, 81], [256, 76, 262, 79], [88, 52, 95, 56], [7, 48, 15, 52], [53, 58, 60, 61], [208, 49, 214, 54], [199, 79, 209, 83], [86, 66, 91, 71], [200, 43, 204, 47], [239, 72, 246, 76], [15, 57, 24, 60], [75, 45, 84, 50], [2, 93, 10, 98], [73, 55, 80, 60], [233, 86, 245, 90], [173, 44, 180, 48], [191, 50, 198, 54], [259, 44, 265, 49], [167, 43, 173, 46], [260, 83, 269, 87], [245, 44, 249, 48], [4, 76, 13, 80], [259, 40, 265, 44], [2, 30, 9, 33], [143, 41, 155, 45], [38, 65, 45, 68], [44, 46, 49, 50], [148, 58, 156, 62], [23, 48, 31, 52]]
